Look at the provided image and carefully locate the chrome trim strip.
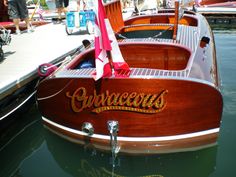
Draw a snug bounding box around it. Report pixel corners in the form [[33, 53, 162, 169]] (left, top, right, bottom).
[[42, 117, 219, 142]]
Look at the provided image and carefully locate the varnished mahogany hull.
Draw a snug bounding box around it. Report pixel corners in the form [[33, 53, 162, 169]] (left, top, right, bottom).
[[37, 77, 222, 154], [44, 120, 218, 154], [200, 0, 231, 6]]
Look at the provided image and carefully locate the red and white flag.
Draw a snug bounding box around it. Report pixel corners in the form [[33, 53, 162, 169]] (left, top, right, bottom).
[[92, 0, 130, 80]]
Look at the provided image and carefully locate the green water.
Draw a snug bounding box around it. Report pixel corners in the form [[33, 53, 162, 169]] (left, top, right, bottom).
[[1, 30, 236, 177]]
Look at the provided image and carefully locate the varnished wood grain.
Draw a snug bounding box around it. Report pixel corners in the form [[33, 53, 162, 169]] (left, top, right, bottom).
[[66, 43, 191, 71], [37, 77, 222, 137], [104, 0, 124, 32], [36, 0, 223, 154], [123, 14, 198, 27], [200, 0, 227, 5]]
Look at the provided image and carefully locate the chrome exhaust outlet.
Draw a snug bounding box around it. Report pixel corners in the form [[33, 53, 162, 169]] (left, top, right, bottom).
[[107, 120, 120, 167], [82, 122, 94, 136]]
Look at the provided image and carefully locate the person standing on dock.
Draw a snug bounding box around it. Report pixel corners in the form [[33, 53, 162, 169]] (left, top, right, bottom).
[[3, 0, 33, 35], [55, 0, 69, 21]]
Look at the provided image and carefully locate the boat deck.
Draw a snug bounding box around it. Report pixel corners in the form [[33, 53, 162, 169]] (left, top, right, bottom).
[[121, 24, 199, 52], [56, 67, 189, 79], [0, 22, 93, 100], [54, 24, 199, 79]]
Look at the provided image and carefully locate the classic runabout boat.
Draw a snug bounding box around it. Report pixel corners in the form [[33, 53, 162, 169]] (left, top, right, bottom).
[[194, 0, 236, 9], [199, 0, 235, 6], [36, 0, 223, 154]]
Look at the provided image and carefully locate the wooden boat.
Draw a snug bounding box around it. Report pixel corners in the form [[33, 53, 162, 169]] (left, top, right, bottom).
[[199, 0, 234, 6], [36, 0, 223, 154], [201, 1, 236, 7]]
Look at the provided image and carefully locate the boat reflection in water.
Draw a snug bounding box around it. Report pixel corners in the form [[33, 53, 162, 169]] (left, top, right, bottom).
[[44, 126, 218, 177], [0, 110, 218, 177]]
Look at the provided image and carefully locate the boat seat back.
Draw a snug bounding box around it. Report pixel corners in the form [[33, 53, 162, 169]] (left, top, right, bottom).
[[104, 0, 124, 33]]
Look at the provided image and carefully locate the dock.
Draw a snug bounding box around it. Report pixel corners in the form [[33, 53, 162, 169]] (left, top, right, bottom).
[[0, 22, 93, 102], [193, 7, 236, 28]]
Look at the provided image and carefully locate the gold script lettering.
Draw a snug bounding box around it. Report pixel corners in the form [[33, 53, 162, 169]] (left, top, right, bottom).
[[66, 87, 168, 114]]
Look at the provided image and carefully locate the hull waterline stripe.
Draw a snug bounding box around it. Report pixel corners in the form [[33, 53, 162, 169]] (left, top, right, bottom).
[[42, 117, 219, 142]]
